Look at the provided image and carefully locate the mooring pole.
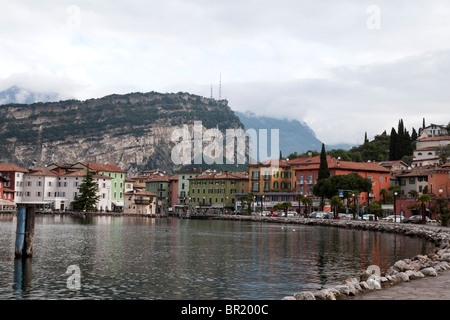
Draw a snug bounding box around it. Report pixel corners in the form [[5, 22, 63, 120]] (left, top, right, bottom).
[[24, 205, 36, 257], [14, 206, 26, 258]]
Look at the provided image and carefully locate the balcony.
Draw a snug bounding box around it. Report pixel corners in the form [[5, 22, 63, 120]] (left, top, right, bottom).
[[251, 175, 260, 181], [263, 175, 271, 181], [135, 198, 151, 205]]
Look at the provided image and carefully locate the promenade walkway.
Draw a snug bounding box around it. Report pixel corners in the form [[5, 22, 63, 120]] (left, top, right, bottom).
[[349, 268, 450, 300]]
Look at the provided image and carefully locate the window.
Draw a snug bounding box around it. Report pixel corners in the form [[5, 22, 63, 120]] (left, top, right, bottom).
[[409, 178, 415, 184]]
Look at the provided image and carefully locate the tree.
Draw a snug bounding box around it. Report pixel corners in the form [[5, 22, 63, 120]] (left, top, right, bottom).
[[408, 190, 419, 198], [418, 194, 431, 224], [72, 167, 100, 211], [318, 143, 330, 181], [432, 198, 450, 226], [238, 193, 254, 215], [317, 143, 330, 210], [368, 202, 383, 219], [301, 197, 312, 216], [389, 127, 398, 160], [330, 195, 342, 218], [379, 188, 389, 204]]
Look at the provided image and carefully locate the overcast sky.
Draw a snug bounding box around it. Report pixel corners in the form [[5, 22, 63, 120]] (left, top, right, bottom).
[[1, 1, 450, 146]]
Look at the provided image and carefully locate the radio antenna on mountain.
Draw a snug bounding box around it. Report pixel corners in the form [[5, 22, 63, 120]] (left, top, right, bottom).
[[218, 73, 222, 100], [210, 84, 213, 99]]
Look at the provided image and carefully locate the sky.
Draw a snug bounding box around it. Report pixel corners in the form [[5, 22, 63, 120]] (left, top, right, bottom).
[[1, 1, 450, 146]]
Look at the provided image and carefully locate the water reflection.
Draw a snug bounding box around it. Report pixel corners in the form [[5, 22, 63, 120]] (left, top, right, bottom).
[[0, 214, 435, 300], [13, 258, 32, 299]]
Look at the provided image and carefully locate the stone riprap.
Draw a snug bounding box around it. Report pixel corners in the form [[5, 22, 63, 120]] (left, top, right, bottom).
[[212, 215, 450, 300]]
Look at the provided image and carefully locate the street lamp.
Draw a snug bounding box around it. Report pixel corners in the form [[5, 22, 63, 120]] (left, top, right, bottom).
[[262, 195, 265, 215], [394, 192, 398, 222]]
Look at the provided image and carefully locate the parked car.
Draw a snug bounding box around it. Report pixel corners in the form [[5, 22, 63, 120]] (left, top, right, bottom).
[[360, 214, 376, 221], [311, 211, 327, 219], [383, 215, 404, 222], [282, 211, 297, 217], [337, 213, 352, 220], [307, 212, 317, 218], [402, 215, 424, 224]]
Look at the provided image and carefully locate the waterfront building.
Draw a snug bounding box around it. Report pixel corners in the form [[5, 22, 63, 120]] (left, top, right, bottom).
[[427, 163, 450, 198], [246, 159, 297, 212], [189, 171, 249, 212], [144, 172, 171, 214], [0, 176, 15, 211], [174, 168, 208, 205], [294, 156, 391, 206], [21, 166, 112, 211], [71, 162, 126, 212], [124, 179, 157, 215], [0, 164, 28, 204], [396, 166, 430, 196]]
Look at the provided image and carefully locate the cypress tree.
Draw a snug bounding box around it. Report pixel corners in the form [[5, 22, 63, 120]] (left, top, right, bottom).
[[318, 143, 330, 181], [389, 127, 398, 160]]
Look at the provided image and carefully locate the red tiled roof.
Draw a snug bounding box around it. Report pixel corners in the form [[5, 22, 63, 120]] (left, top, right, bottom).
[[0, 164, 28, 172], [63, 169, 112, 179], [80, 162, 126, 173], [248, 159, 290, 167], [190, 171, 248, 180], [418, 135, 450, 142], [26, 167, 58, 176]]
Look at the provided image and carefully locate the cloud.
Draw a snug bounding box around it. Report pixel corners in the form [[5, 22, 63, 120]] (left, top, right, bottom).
[[1, 1, 450, 146]]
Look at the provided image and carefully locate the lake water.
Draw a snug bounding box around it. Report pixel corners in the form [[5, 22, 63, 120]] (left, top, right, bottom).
[[0, 214, 435, 300]]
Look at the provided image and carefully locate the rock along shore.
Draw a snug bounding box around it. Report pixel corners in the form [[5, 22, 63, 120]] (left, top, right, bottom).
[[211, 215, 450, 300]]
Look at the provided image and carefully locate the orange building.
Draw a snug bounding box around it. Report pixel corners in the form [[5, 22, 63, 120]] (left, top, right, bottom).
[[427, 163, 450, 198], [293, 155, 391, 205]]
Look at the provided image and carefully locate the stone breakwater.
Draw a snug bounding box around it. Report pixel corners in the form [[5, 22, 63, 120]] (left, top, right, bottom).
[[212, 215, 450, 300]]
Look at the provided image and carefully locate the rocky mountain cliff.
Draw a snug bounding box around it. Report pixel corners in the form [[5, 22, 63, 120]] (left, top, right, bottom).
[[0, 91, 243, 176]]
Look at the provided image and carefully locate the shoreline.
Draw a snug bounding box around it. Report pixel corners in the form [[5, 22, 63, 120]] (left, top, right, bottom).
[[212, 215, 450, 300], [4, 211, 450, 300]]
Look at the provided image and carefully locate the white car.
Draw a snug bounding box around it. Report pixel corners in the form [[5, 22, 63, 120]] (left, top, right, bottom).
[[384, 215, 404, 222]]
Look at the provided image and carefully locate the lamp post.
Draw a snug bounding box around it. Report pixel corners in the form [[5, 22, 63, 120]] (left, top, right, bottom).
[[262, 195, 265, 216], [394, 191, 398, 222]]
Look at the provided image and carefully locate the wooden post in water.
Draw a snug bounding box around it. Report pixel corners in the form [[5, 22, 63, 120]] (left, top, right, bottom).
[[14, 206, 26, 258], [24, 205, 36, 257], [14, 205, 36, 258]]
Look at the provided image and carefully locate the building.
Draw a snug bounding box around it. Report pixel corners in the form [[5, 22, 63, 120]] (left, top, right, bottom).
[[189, 171, 249, 212], [419, 124, 449, 137], [175, 168, 208, 205], [294, 156, 391, 205], [427, 163, 450, 198], [144, 172, 171, 214], [396, 166, 430, 196], [0, 164, 28, 204], [124, 179, 157, 215], [0, 176, 15, 211], [246, 159, 297, 212], [21, 166, 112, 211], [71, 162, 126, 211], [412, 134, 450, 167]]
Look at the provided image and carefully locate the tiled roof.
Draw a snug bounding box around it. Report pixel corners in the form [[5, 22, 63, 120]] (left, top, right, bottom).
[[0, 164, 28, 172], [396, 166, 431, 177], [248, 159, 290, 167], [26, 167, 58, 176], [79, 162, 126, 173], [189, 171, 248, 180]]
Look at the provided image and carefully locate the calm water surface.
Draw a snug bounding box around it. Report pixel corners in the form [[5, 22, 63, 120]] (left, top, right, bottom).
[[0, 214, 434, 300]]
